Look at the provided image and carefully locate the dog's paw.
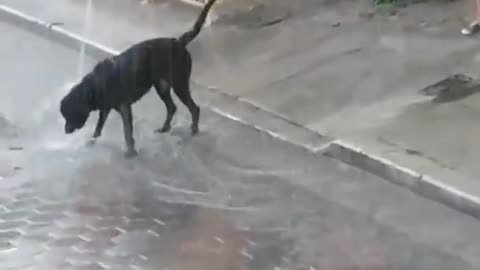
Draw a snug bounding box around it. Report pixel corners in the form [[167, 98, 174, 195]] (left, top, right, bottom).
[[86, 138, 97, 147], [124, 149, 138, 158], [155, 125, 171, 133], [191, 125, 199, 135]]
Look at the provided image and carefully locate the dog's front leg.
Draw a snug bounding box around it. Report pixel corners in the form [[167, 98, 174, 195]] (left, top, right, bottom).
[[117, 104, 137, 158], [93, 109, 111, 138], [87, 109, 110, 146]]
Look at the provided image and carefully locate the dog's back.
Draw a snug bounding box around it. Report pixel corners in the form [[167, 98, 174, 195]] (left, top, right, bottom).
[[85, 38, 179, 107], [81, 0, 217, 109]]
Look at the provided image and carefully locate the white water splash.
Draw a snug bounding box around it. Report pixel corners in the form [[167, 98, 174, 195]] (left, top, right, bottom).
[[33, 80, 78, 126]]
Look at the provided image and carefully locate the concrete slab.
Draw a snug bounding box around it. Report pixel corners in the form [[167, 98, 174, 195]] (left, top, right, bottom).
[[3, 0, 478, 126], [6, 1, 478, 269], [0, 0, 198, 50], [311, 74, 480, 208], [3, 7, 480, 270]]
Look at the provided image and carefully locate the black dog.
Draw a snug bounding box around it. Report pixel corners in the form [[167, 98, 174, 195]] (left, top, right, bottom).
[[60, 0, 216, 157]]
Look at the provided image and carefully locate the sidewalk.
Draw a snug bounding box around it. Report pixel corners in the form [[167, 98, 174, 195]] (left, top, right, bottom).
[[4, 15, 480, 269], [3, 0, 480, 215]]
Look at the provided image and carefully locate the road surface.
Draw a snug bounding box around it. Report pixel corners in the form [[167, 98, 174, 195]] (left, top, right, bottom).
[[1, 16, 480, 270]]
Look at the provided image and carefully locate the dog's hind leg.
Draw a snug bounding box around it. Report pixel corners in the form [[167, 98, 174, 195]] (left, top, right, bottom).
[[117, 104, 137, 157], [173, 80, 200, 135], [171, 48, 199, 135], [154, 80, 177, 133]]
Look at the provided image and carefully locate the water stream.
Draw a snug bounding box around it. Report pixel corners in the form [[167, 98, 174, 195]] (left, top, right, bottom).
[[77, 0, 94, 78]]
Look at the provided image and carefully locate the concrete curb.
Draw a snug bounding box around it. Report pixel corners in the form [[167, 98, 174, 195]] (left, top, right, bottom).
[[174, 0, 205, 8], [324, 141, 480, 219], [2, 4, 480, 220], [0, 5, 116, 60], [153, 0, 215, 26]]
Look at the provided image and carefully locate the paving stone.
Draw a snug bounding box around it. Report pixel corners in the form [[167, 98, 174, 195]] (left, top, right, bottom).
[[22, 230, 52, 243], [70, 263, 107, 270], [13, 191, 36, 201], [35, 202, 69, 214], [0, 209, 31, 221], [71, 242, 98, 254], [5, 197, 37, 211], [71, 205, 106, 218], [48, 226, 92, 239], [0, 230, 22, 241], [99, 255, 147, 270], [65, 253, 98, 267], [0, 220, 27, 231], [27, 212, 66, 224], [78, 227, 123, 243], [86, 217, 127, 231], [47, 237, 85, 248], [0, 239, 14, 251], [123, 218, 166, 235]]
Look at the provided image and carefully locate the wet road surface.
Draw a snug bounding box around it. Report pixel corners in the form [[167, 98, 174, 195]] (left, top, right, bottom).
[[1, 16, 480, 270]]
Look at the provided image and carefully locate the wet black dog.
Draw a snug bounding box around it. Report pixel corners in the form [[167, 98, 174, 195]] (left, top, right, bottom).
[[60, 0, 216, 157]]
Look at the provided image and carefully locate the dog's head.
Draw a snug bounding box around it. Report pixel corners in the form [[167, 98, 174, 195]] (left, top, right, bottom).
[[60, 83, 92, 134]]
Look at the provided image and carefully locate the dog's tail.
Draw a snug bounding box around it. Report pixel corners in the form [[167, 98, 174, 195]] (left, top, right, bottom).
[[177, 0, 217, 46]]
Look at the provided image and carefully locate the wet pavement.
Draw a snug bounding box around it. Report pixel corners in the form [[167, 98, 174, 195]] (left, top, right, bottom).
[[6, 0, 480, 192], [2, 11, 480, 270]]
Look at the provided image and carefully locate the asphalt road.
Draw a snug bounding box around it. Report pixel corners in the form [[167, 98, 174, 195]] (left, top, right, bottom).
[[1, 17, 480, 270]]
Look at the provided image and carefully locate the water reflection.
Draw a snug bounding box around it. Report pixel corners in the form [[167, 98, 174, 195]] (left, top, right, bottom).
[[0, 110, 476, 270]]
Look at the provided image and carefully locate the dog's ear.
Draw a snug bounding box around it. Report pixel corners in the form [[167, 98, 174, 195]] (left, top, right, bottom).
[[74, 104, 91, 124], [61, 101, 91, 134], [77, 104, 91, 118], [60, 83, 92, 118]]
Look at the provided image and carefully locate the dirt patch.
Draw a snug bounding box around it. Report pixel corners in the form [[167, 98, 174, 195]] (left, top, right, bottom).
[[419, 74, 480, 103], [211, 0, 465, 29], [214, 2, 290, 28], [212, 0, 348, 28]]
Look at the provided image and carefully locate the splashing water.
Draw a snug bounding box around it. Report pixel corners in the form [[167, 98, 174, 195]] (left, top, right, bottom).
[[77, 0, 94, 78], [36, 0, 95, 147], [33, 0, 96, 151]]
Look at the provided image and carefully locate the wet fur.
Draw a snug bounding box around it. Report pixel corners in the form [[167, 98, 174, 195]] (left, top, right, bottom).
[[60, 0, 217, 157]]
